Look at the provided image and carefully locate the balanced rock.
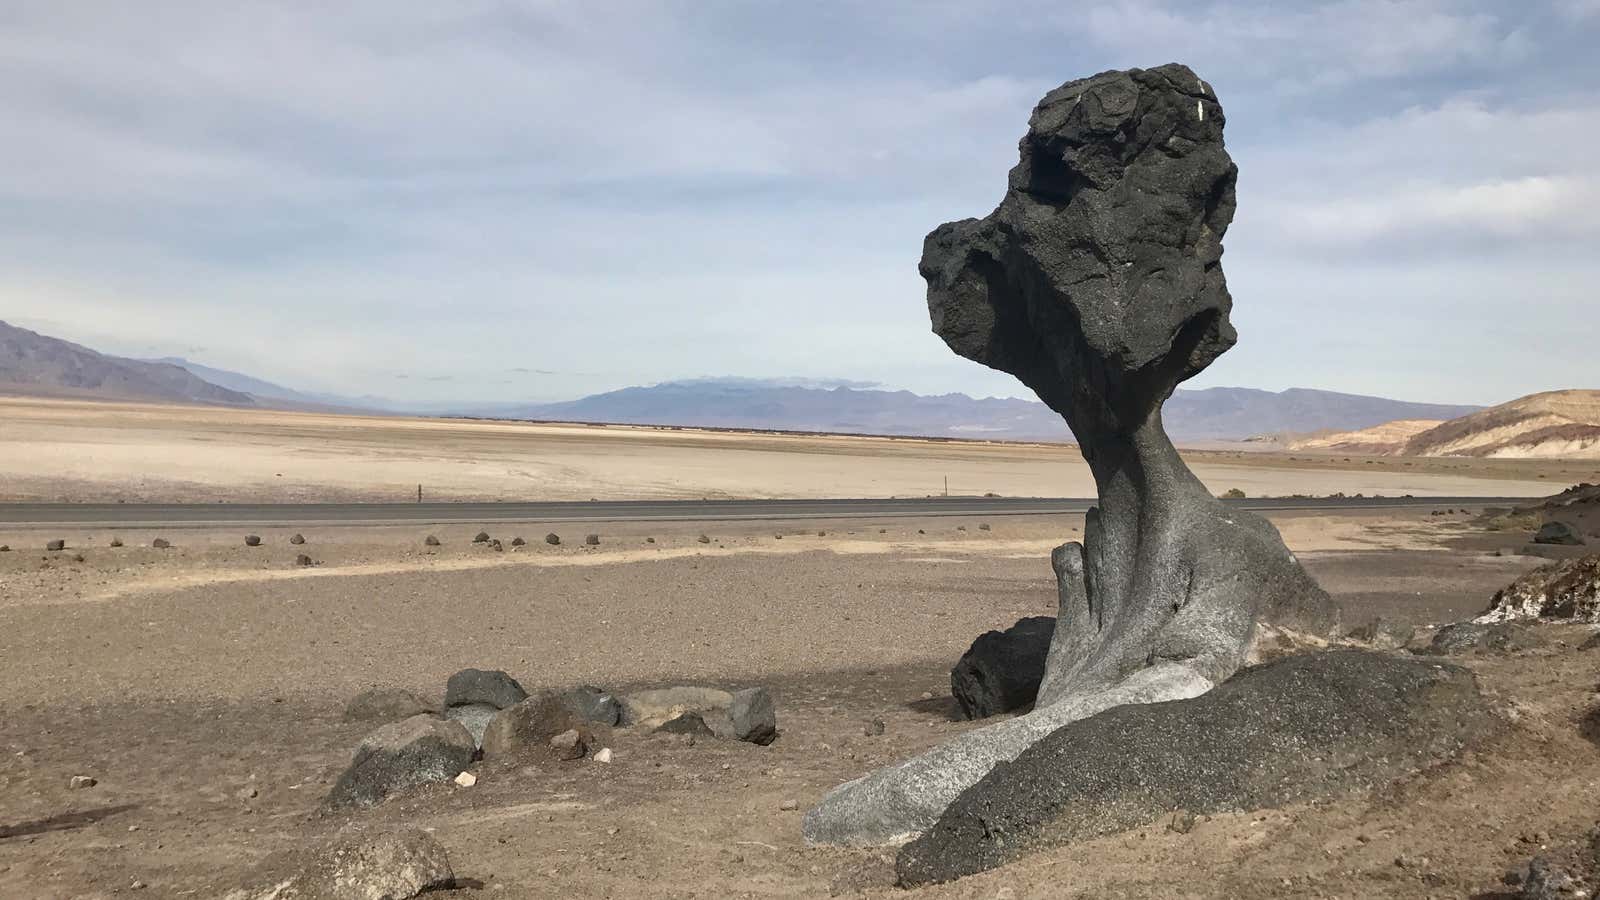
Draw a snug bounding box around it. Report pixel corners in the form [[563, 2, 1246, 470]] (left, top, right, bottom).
[[326, 715, 475, 808], [1477, 554, 1600, 624], [897, 651, 1496, 885], [481, 693, 593, 760], [343, 687, 435, 722], [221, 829, 454, 900], [950, 616, 1054, 720], [807, 63, 1336, 848], [1534, 521, 1585, 546]]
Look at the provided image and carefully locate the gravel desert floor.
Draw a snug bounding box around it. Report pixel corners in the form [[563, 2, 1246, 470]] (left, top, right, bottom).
[[4, 509, 1600, 898]]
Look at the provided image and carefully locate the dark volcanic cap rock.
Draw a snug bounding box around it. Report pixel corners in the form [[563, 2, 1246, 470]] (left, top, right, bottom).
[[897, 650, 1497, 886], [920, 63, 1237, 429]]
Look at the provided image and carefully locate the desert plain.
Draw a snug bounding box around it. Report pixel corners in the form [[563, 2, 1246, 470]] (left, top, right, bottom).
[[3, 397, 1600, 899]]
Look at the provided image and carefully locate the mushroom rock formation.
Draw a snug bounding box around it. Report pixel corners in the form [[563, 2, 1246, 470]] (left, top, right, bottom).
[[803, 63, 1338, 847]]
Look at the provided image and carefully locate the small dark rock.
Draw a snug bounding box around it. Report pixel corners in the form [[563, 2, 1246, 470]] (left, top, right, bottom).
[[656, 712, 715, 737], [950, 616, 1055, 720], [46, 539, 65, 552], [697, 534, 712, 544], [109, 537, 123, 547], [151, 538, 171, 549], [978, 524, 991, 531], [489, 539, 503, 552], [244, 534, 261, 547], [510, 537, 526, 547], [472, 532, 491, 544], [424, 535, 441, 547], [444, 668, 528, 711], [545, 533, 561, 546], [560, 685, 622, 726], [295, 554, 314, 567], [863, 717, 886, 737], [585, 534, 600, 546], [646, 537, 656, 543], [289, 533, 306, 545]]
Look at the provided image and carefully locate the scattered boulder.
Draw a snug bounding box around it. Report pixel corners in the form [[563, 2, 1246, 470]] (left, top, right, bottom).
[[45, 539, 65, 552], [697, 534, 711, 544], [482, 693, 592, 760], [729, 687, 778, 746], [326, 715, 475, 808], [221, 829, 454, 900], [289, 533, 306, 545], [0, 545, 9, 552], [472, 531, 491, 544], [620, 685, 777, 744], [295, 554, 315, 567], [444, 668, 528, 711], [489, 539, 503, 552], [1422, 622, 1539, 655], [950, 616, 1055, 720], [109, 537, 123, 548], [655, 712, 715, 737], [244, 535, 262, 547], [545, 533, 561, 546], [424, 535, 441, 547], [1478, 554, 1600, 624], [896, 651, 1496, 884], [1343, 618, 1417, 651], [151, 538, 171, 549], [584, 534, 600, 546], [548, 729, 588, 760], [561, 685, 622, 726], [511, 537, 526, 547], [1535, 521, 1586, 546], [343, 687, 435, 722], [978, 524, 991, 531]]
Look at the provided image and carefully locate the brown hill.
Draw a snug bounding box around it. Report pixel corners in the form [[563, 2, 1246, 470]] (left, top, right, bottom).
[[0, 320, 253, 406], [1405, 391, 1600, 459], [1286, 419, 1445, 455], [1290, 391, 1600, 459]]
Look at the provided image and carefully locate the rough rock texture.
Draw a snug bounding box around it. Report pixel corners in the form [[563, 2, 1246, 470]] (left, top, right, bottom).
[[897, 651, 1496, 885], [222, 829, 454, 900], [1535, 521, 1586, 546], [480, 693, 593, 760], [1477, 554, 1600, 624], [443, 704, 498, 748], [443, 668, 528, 711], [326, 715, 475, 808], [806, 63, 1335, 847], [342, 687, 436, 722], [1421, 621, 1539, 655], [728, 687, 779, 745], [1343, 617, 1417, 651], [950, 616, 1054, 720]]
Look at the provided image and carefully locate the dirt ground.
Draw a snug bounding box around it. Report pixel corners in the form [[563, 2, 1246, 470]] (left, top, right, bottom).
[[4, 509, 1599, 898], [2, 396, 1590, 503]]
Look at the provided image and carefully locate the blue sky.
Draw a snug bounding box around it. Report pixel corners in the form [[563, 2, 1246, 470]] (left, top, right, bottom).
[[1, 0, 1596, 406]]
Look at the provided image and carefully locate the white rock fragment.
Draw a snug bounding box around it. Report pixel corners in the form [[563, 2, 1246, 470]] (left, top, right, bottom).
[[592, 748, 613, 764], [454, 771, 477, 787]]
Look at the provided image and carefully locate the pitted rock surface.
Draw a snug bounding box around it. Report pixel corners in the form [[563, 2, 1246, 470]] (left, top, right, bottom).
[[1477, 554, 1600, 624], [326, 715, 475, 809], [897, 651, 1496, 885]]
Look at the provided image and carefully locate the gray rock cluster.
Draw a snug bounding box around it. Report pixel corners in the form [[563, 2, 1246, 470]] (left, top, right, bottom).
[[806, 63, 1336, 848], [897, 651, 1496, 885], [327, 672, 775, 810]]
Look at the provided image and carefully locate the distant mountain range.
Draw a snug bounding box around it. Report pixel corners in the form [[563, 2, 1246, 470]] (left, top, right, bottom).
[[0, 319, 1490, 442], [0, 320, 254, 406], [500, 378, 1484, 443]]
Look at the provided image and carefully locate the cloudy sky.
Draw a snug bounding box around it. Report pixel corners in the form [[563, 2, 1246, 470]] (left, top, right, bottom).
[[1, 1, 1595, 407]]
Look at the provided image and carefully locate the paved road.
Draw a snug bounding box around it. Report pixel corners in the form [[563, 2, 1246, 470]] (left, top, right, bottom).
[[0, 496, 1529, 529]]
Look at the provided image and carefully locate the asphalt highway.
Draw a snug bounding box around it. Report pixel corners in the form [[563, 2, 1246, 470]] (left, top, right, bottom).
[[0, 495, 1529, 529]]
